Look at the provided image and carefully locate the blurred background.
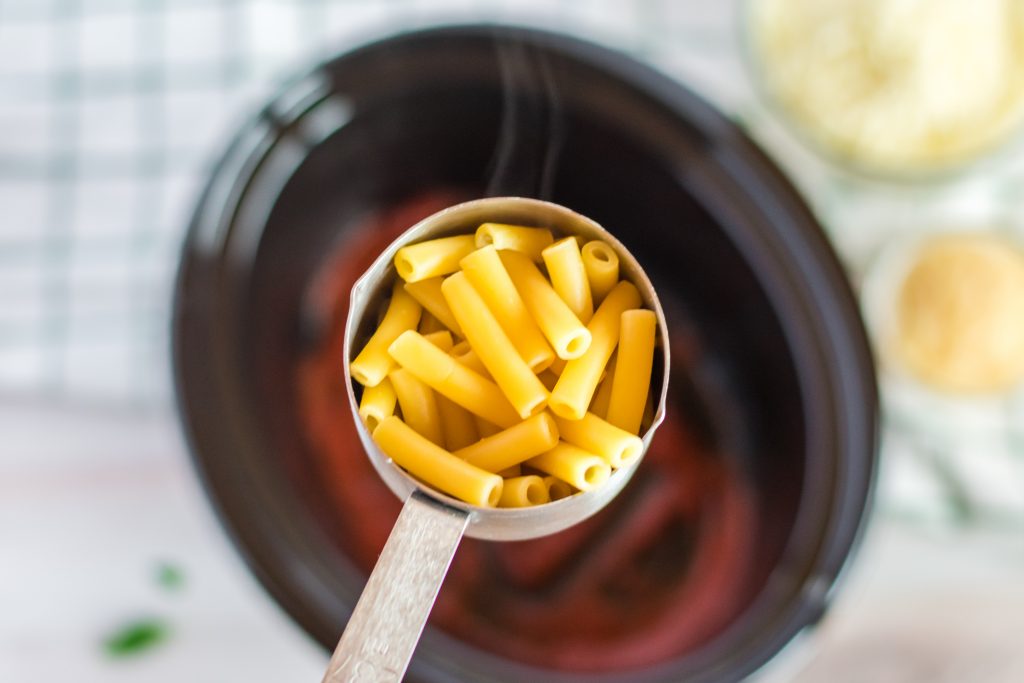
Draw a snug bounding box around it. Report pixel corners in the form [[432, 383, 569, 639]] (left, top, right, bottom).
[[3, 0, 1024, 681]]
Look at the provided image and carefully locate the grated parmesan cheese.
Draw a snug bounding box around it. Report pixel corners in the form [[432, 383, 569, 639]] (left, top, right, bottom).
[[895, 235, 1024, 392]]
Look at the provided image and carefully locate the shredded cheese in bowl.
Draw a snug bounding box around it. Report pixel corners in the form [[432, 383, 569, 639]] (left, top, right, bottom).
[[748, 0, 1024, 173]]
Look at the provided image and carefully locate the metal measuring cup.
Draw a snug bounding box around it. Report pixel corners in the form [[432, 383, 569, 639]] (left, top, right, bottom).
[[326, 197, 670, 682]]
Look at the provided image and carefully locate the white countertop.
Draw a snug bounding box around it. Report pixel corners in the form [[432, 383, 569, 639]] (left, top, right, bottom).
[[3, 399, 1023, 682]]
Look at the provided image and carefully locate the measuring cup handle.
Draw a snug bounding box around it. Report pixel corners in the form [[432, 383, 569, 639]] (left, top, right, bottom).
[[322, 491, 470, 683]]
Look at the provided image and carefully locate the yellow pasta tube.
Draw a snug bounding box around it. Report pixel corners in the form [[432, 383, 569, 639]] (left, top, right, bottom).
[[581, 241, 620, 305], [436, 394, 479, 451], [374, 300, 389, 326], [351, 281, 422, 387], [404, 277, 464, 337], [498, 475, 550, 507], [474, 416, 502, 438], [372, 416, 502, 507], [389, 368, 444, 446], [497, 465, 522, 478], [588, 354, 616, 418], [418, 311, 447, 335], [606, 309, 657, 435], [549, 280, 641, 420], [475, 223, 553, 261], [641, 390, 655, 434], [422, 329, 454, 353], [441, 272, 549, 418], [452, 347, 491, 379], [542, 237, 594, 323], [454, 412, 559, 473], [387, 330, 520, 428], [551, 412, 644, 469], [395, 235, 476, 283], [358, 377, 397, 433], [500, 250, 592, 360], [450, 340, 470, 355], [550, 355, 604, 382], [527, 441, 611, 491], [460, 245, 555, 371], [544, 476, 574, 501]]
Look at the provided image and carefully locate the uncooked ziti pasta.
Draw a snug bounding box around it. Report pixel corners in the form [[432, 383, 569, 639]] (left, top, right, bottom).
[[350, 222, 659, 507]]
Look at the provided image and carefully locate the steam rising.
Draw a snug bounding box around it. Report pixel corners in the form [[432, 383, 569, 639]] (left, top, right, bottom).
[[486, 37, 565, 200]]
